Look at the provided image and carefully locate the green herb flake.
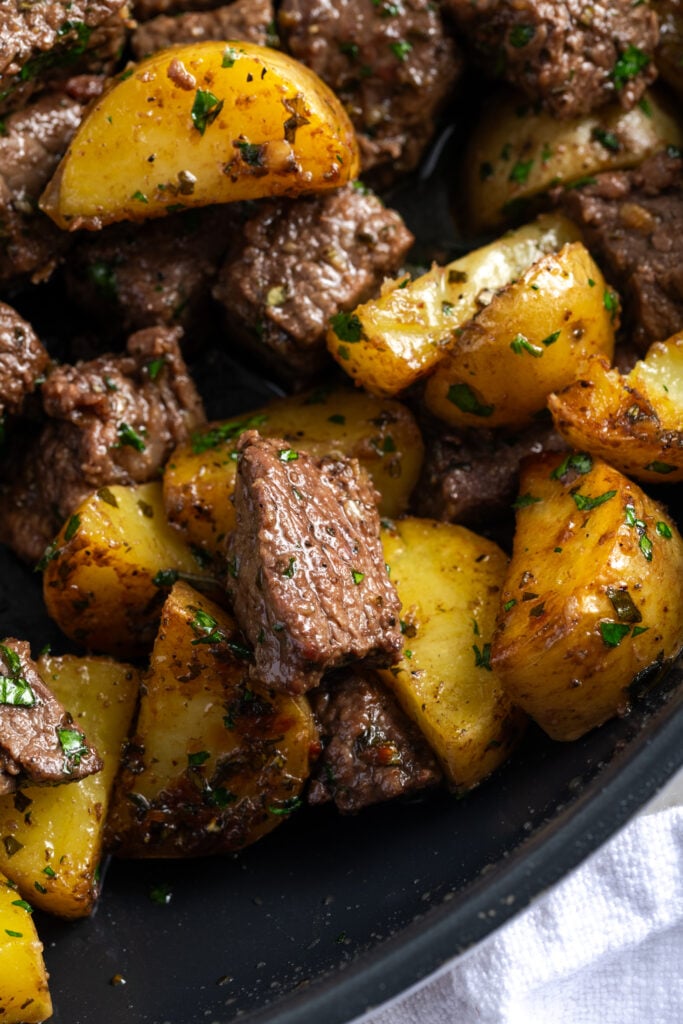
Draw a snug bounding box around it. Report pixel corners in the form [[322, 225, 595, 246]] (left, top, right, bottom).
[[599, 621, 631, 648], [10, 899, 32, 913], [591, 127, 621, 153], [390, 40, 412, 61], [509, 159, 534, 184], [632, 625, 650, 638], [330, 311, 364, 342], [43, 866, 57, 878], [513, 493, 541, 509], [352, 570, 365, 585], [510, 333, 543, 357], [283, 557, 296, 578], [473, 643, 492, 671], [603, 288, 619, 321], [268, 797, 302, 816], [222, 46, 240, 68], [509, 23, 536, 47], [191, 413, 267, 454], [57, 728, 88, 767], [612, 45, 650, 91], [4, 929, 22, 938], [131, 190, 148, 204], [639, 533, 653, 561], [116, 421, 146, 452], [278, 448, 299, 462], [656, 521, 673, 539], [149, 882, 172, 905], [551, 452, 593, 480], [147, 357, 165, 381], [191, 89, 224, 135], [328, 413, 346, 425], [645, 460, 676, 475], [34, 881, 47, 895], [64, 513, 80, 542], [446, 383, 494, 418], [503, 599, 517, 612], [187, 750, 210, 767], [572, 489, 617, 512], [541, 330, 561, 347]]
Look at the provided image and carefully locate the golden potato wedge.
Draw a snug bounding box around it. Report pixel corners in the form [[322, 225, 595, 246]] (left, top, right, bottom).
[[379, 517, 525, 791], [463, 89, 682, 232], [40, 41, 360, 230], [0, 655, 139, 918], [326, 213, 581, 397], [424, 242, 617, 430], [0, 873, 51, 1024], [42, 482, 216, 659], [106, 581, 317, 858], [164, 385, 424, 555], [549, 335, 683, 484], [491, 452, 683, 741]]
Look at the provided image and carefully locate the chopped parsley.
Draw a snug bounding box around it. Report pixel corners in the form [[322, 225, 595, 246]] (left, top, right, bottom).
[[278, 448, 299, 462], [508, 159, 534, 184], [191, 413, 267, 454], [541, 330, 561, 347], [390, 40, 412, 61], [572, 489, 616, 512], [191, 89, 224, 135], [612, 45, 651, 91], [510, 333, 543, 357], [599, 621, 631, 648], [351, 570, 365, 585], [473, 643, 492, 671], [116, 422, 146, 452], [57, 728, 88, 768], [446, 383, 494, 418], [591, 127, 621, 153], [330, 311, 364, 342], [551, 452, 593, 480]]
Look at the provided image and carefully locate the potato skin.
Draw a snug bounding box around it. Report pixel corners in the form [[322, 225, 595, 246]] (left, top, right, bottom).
[[164, 385, 424, 556], [326, 214, 581, 397], [424, 242, 617, 430], [42, 482, 214, 658], [491, 452, 683, 741], [379, 517, 525, 791], [463, 89, 682, 233], [0, 873, 52, 1023], [40, 42, 360, 229], [0, 656, 139, 919], [106, 581, 317, 858], [549, 338, 683, 484]]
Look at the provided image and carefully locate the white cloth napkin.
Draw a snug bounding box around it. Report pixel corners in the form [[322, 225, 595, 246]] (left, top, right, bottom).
[[354, 787, 683, 1024]]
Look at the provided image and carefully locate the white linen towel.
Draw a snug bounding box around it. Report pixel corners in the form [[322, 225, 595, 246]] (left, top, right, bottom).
[[354, 793, 683, 1024]]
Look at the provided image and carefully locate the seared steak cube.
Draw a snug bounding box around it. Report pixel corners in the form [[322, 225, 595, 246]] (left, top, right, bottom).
[[0, 639, 101, 794], [131, 0, 275, 59], [445, 0, 659, 119], [308, 669, 442, 813], [0, 304, 49, 419], [212, 184, 414, 385], [227, 431, 403, 694], [555, 149, 683, 351]]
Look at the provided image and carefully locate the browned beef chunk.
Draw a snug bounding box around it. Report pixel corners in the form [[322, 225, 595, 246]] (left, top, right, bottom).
[[555, 149, 683, 351], [131, 0, 275, 59], [64, 206, 240, 341], [0, 304, 49, 419], [0, 82, 101, 284], [445, 0, 659, 119], [132, 0, 215, 19], [227, 431, 403, 694], [279, 0, 461, 182], [212, 184, 414, 384], [0, 3, 127, 114], [0, 639, 101, 795], [0, 326, 206, 565], [307, 669, 441, 813], [414, 422, 568, 526]]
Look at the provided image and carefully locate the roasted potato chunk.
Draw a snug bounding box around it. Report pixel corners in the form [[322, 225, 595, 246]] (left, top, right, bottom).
[[326, 213, 581, 397], [549, 334, 683, 484], [424, 242, 617, 429], [164, 385, 424, 556], [379, 517, 525, 791], [106, 581, 317, 858], [42, 482, 215, 659], [463, 89, 682, 233], [491, 452, 683, 741], [41, 41, 360, 230], [0, 655, 139, 918], [0, 872, 51, 1024]]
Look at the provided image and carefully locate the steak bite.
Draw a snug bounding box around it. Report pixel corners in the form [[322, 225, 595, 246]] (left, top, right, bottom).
[[555, 148, 683, 351], [0, 2, 128, 114], [279, 0, 461, 182], [307, 669, 442, 813], [0, 639, 101, 795], [445, 0, 659, 119], [212, 184, 414, 384], [131, 0, 275, 59], [0, 326, 206, 565], [0, 84, 99, 284], [227, 431, 403, 695], [0, 304, 50, 420]]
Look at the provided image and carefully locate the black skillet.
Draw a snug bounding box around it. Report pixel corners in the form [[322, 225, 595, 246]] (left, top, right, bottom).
[[4, 113, 683, 1024]]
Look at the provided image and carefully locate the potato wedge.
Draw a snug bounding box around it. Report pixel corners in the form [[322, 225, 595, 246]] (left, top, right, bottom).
[[326, 213, 581, 397], [106, 581, 317, 857], [42, 482, 216, 659], [379, 517, 525, 791], [424, 242, 617, 430], [0, 872, 51, 1023], [164, 385, 424, 555], [549, 335, 683, 484], [0, 655, 139, 918], [491, 452, 683, 741], [463, 89, 682, 232], [40, 41, 360, 230]]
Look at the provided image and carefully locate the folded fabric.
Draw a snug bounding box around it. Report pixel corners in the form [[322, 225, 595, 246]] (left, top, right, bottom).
[[355, 804, 683, 1024]]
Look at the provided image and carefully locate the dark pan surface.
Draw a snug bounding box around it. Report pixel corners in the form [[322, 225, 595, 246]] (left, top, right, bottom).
[[3, 122, 683, 1024]]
